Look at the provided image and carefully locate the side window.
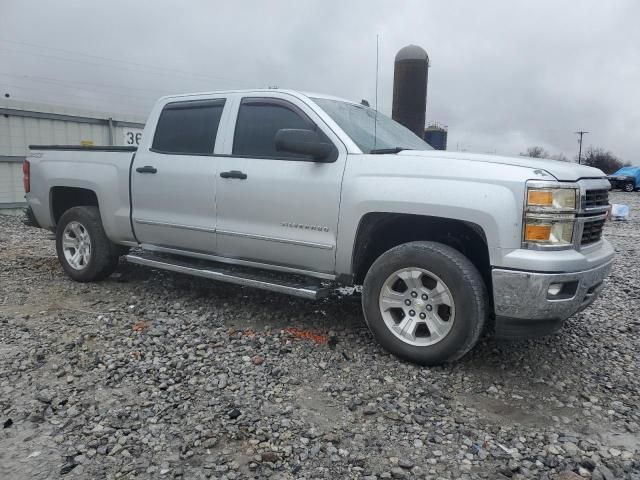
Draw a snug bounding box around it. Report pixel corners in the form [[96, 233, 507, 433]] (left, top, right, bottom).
[[152, 99, 225, 155], [232, 98, 317, 159]]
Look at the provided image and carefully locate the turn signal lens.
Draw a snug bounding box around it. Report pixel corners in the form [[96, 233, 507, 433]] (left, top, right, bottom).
[[527, 190, 553, 206], [524, 220, 574, 245], [525, 224, 551, 241], [526, 188, 576, 211]]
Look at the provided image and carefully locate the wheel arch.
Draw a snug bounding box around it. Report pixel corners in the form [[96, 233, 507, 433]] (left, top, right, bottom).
[[50, 186, 99, 226], [351, 212, 492, 299]]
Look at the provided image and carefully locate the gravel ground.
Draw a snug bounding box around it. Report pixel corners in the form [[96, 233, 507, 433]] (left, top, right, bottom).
[[1, 192, 639, 480]]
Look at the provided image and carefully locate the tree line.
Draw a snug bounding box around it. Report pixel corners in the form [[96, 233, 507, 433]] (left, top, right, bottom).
[[520, 146, 630, 174]]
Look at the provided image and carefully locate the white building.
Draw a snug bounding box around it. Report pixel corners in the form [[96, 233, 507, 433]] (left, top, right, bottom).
[[0, 98, 145, 215]]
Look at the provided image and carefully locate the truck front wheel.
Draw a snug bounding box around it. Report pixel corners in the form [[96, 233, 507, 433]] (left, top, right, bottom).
[[55, 206, 121, 282], [362, 241, 487, 365]]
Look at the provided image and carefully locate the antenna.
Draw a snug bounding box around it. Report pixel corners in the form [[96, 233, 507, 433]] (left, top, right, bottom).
[[373, 34, 380, 150]]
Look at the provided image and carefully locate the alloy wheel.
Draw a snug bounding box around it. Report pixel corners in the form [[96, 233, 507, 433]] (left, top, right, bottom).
[[62, 221, 92, 270], [378, 267, 455, 346]]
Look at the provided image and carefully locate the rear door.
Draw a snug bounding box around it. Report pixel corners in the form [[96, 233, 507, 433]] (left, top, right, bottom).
[[131, 96, 228, 253], [215, 94, 347, 275]]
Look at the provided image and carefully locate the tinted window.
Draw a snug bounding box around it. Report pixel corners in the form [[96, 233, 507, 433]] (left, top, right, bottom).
[[233, 99, 315, 158], [152, 99, 225, 154]]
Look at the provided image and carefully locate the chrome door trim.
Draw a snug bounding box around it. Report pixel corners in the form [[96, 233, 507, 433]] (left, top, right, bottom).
[[216, 229, 334, 250], [139, 244, 337, 281], [134, 218, 216, 234]]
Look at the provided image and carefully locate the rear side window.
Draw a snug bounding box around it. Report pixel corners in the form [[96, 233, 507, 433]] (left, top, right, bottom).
[[233, 98, 315, 159], [152, 99, 225, 154]]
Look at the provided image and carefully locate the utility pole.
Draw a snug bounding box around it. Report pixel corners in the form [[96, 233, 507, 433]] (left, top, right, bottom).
[[574, 130, 588, 164]]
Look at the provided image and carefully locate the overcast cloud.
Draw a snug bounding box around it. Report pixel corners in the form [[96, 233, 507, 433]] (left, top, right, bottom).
[[1, 0, 638, 160]]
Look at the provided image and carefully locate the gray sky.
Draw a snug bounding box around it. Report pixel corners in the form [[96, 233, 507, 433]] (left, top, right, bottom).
[[2, 0, 638, 160]]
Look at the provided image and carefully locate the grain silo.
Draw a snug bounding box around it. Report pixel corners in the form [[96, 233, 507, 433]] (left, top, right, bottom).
[[392, 45, 429, 137], [424, 123, 448, 150]]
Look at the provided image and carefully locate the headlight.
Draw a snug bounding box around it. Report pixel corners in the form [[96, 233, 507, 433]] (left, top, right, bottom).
[[526, 187, 577, 212], [523, 182, 579, 248], [523, 216, 574, 246]]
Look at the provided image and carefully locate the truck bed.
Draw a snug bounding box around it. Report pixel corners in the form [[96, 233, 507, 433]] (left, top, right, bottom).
[[26, 145, 138, 244]]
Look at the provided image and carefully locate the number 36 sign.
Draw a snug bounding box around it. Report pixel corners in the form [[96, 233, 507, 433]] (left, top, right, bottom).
[[123, 129, 144, 146]]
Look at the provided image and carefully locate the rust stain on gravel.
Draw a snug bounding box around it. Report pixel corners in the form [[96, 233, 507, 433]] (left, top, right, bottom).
[[284, 327, 329, 344]]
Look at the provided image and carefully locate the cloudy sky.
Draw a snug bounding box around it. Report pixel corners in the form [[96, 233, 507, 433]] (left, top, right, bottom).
[[2, 1, 638, 160]]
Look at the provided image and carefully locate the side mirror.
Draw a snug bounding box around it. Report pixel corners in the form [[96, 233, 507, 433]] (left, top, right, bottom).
[[275, 129, 334, 161]]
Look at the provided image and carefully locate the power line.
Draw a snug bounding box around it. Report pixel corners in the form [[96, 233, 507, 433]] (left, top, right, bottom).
[[0, 71, 174, 96], [574, 130, 588, 164], [0, 39, 246, 84], [0, 46, 247, 87], [0, 81, 150, 105], [0, 82, 150, 114], [0, 72, 164, 103]]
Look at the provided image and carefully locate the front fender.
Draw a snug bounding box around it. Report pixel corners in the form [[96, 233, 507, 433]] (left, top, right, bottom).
[[335, 169, 525, 276]]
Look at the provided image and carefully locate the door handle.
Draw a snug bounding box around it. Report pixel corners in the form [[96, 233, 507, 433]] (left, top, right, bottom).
[[136, 166, 157, 174], [220, 170, 247, 180]]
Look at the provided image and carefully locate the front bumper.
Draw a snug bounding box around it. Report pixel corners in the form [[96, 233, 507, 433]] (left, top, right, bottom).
[[491, 260, 613, 338]]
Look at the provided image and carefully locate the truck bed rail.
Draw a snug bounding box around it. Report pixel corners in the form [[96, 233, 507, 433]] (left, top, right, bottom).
[[28, 145, 138, 152]]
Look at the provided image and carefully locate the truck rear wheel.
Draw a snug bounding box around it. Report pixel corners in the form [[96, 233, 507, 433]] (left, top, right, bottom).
[[55, 206, 120, 282], [624, 181, 635, 192], [362, 241, 487, 365]]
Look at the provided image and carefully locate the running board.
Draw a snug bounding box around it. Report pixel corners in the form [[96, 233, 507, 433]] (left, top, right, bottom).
[[125, 253, 331, 300]]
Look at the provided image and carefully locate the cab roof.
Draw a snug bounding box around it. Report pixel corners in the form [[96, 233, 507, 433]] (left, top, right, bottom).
[[159, 89, 358, 105]]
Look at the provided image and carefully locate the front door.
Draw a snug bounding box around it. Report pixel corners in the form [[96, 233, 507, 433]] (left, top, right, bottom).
[[215, 95, 346, 275], [131, 97, 227, 253]]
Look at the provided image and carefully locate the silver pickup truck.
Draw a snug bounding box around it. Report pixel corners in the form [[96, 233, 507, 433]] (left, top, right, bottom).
[[24, 89, 614, 365]]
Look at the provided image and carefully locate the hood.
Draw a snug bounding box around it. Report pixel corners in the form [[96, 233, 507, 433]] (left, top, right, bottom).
[[612, 166, 640, 177], [398, 150, 605, 182]]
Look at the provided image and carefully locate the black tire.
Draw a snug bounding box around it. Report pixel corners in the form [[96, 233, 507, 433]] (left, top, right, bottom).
[[624, 182, 635, 192], [362, 241, 487, 365], [55, 206, 121, 282]]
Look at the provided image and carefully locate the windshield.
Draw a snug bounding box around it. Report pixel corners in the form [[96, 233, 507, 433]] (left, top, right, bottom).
[[312, 98, 432, 153]]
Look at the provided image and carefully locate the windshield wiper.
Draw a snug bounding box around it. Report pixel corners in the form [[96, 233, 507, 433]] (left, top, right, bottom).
[[369, 147, 411, 154]]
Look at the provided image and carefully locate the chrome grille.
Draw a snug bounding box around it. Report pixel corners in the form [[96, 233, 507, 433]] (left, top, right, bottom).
[[585, 189, 609, 209], [581, 219, 605, 245]]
